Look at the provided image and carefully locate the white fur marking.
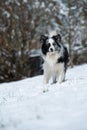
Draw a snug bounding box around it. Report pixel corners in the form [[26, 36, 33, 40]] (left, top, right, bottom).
[[48, 38, 54, 44], [48, 38, 55, 52]]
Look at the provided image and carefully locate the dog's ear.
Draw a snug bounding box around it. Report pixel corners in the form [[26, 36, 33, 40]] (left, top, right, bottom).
[[40, 35, 48, 43], [52, 34, 61, 43]]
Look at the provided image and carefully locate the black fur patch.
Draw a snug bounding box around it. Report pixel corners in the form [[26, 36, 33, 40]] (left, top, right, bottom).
[[57, 47, 69, 64], [57, 46, 69, 72], [63, 46, 69, 64], [42, 43, 49, 55], [57, 57, 64, 63], [40, 35, 48, 55]]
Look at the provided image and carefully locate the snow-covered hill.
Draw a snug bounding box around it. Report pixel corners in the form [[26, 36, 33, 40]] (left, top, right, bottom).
[[0, 64, 87, 130]]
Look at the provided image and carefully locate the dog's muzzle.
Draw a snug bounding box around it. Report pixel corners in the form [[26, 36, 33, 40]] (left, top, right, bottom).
[[49, 48, 53, 52]]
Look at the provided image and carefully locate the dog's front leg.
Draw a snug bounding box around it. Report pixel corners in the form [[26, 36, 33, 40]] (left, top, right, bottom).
[[43, 72, 51, 84], [42, 71, 51, 92]]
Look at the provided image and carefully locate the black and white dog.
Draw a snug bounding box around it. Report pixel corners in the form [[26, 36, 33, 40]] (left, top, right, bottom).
[[40, 33, 69, 84]]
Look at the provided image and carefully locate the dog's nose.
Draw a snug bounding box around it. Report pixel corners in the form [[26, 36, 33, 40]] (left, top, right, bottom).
[[50, 48, 53, 52]]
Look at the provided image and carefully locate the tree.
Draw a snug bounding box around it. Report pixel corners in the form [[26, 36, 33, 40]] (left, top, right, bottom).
[[0, 0, 60, 82], [60, 0, 86, 65]]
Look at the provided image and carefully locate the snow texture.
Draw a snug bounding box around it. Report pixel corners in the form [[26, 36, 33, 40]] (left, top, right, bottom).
[[0, 64, 87, 130]]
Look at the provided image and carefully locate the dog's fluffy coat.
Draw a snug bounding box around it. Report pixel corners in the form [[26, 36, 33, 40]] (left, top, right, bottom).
[[40, 33, 69, 84]]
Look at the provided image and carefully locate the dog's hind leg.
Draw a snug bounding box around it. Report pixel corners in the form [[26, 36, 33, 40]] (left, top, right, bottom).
[[58, 70, 65, 83], [52, 75, 57, 84], [57, 64, 65, 83]]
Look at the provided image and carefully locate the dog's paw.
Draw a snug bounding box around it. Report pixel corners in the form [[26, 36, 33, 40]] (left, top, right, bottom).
[[42, 84, 49, 93], [43, 79, 48, 85], [43, 89, 49, 93], [58, 79, 65, 84]]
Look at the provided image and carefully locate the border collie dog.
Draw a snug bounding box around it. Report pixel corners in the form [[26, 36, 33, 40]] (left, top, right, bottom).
[[40, 33, 69, 84]]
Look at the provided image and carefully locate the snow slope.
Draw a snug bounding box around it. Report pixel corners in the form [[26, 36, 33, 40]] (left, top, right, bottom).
[[0, 64, 87, 130]]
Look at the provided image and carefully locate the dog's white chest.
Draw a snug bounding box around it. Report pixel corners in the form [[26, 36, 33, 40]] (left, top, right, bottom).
[[45, 52, 58, 66]]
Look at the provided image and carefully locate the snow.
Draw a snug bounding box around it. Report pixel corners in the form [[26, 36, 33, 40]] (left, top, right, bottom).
[[59, 2, 69, 16], [0, 64, 87, 130], [23, 0, 28, 3], [3, 11, 10, 18]]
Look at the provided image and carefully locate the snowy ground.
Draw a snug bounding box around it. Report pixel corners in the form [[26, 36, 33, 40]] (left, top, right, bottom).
[[0, 64, 87, 130]]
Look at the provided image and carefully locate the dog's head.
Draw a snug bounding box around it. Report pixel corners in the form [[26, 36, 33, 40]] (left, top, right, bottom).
[[40, 34, 62, 55]]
